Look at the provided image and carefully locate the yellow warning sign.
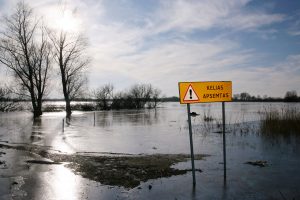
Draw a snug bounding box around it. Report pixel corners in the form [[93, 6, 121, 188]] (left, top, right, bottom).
[[178, 81, 232, 104]]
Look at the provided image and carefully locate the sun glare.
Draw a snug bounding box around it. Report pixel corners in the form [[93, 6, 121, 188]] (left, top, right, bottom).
[[51, 9, 79, 32]]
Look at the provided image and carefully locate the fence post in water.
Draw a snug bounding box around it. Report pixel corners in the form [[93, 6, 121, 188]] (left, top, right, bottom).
[[62, 118, 64, 133], [94, 112, 96, 126], [187, 103, 196, 187], [222, 102, 227, 180]]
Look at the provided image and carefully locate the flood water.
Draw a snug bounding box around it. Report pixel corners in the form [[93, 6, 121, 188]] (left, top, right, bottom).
[[1, 102, 300, 199]]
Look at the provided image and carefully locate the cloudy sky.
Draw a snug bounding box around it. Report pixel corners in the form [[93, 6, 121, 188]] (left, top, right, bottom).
[[0, 0, 300, 97]]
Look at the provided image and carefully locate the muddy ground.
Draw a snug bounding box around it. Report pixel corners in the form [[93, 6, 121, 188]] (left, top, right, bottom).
[[0, 143, 206, 189]]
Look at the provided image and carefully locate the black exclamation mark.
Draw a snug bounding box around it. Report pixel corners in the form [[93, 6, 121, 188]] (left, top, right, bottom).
[[189, 89, 192, 99]]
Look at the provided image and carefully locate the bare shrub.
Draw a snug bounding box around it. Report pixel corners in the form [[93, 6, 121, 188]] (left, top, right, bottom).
[[0, 86, 19, 111], [94, 84, 114, 110]]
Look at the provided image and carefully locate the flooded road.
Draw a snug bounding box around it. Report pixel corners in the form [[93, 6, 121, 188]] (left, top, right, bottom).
[[0, 102, 300, 199]]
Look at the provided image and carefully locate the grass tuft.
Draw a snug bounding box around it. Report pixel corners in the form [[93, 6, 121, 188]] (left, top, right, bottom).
[[260, 106, 300, 135]]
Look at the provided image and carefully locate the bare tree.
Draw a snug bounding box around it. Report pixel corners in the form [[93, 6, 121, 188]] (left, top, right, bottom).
[[94, 83, 114, 110], [148, 88, 161, 108], [129, 83, 153, 109], [48, 29, 89, 118], [0, 2, 52, 117], [240, 92, 251, 101]]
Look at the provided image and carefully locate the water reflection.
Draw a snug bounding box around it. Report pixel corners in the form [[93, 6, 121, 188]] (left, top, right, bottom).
[[96, 111, 111, 127], [111, 110, 158, 126], [50, 165, 80, 200], [0, 112, 32, 143], [30, 118, 43, 143], [89, 109, 162, 128], [29, 165, 81, 200], [222, 179, 228, 200], [261, 134, 300, 154]]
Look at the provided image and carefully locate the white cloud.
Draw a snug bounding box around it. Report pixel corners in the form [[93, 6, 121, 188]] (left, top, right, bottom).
[[87, 38, 256, 96], [288, 18, 300, 36], [148, 0, 285, 33], [223, 12, 284, 31], [227, 54, 300, 97]]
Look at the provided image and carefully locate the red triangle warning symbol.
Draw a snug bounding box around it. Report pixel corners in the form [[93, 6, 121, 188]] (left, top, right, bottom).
[[184, 85, 200, 102]]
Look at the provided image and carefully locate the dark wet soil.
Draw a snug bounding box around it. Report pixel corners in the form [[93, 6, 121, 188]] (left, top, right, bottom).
[[0, 143, 206, 189], [25, 160, 62, 165], [0, 150, 7, 168], [245, 160, 268, 167]]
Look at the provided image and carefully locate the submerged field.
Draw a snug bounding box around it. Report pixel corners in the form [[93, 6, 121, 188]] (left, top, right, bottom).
[[0, 102, 300, 199]]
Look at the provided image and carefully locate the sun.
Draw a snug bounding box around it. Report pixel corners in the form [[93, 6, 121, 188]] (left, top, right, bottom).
[[46, 8, 79, 32], [57, 9, 78, 32]]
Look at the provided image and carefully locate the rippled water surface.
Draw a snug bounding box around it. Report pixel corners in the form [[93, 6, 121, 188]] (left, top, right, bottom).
[[1, 102, 299, 154]]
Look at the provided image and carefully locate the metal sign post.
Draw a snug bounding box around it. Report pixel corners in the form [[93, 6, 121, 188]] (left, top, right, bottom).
[[222, 102, 227, 180], [187, 103, 196, 187], [178, 81, 232, 185]]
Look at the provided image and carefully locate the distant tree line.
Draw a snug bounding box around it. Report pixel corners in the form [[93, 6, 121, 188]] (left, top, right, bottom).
[[233, 90, 300, 102], [284, 90, 299, 102], [94, 83, 161, 110], [145, 91, 300, 103]]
